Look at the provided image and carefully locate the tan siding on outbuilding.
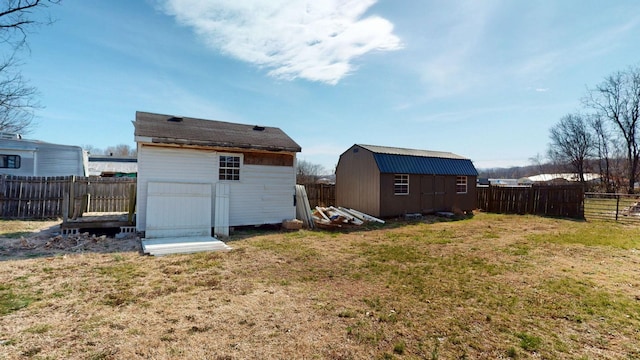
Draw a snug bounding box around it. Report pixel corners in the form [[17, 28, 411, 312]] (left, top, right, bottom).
[[379, 173, 420, 218], [379, 174, 478, 217], [336, 144, 478, 218], [335, 145, 381, 217], [454, 176, 477, 212]]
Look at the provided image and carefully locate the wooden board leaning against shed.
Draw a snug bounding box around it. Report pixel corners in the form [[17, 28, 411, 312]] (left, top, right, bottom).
[[295, 184, 314, 229]]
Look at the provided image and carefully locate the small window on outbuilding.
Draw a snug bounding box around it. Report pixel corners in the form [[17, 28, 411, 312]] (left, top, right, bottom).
[[456, 176, 467, 194], [219, 155, 241, 181], [0, 155, 20, 169], [394, 174, 409, 195]]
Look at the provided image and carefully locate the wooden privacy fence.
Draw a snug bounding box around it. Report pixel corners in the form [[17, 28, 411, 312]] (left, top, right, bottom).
[[0, 175, 136, 219], [303, 183, 335, 208], [477, 185, 584, 219]]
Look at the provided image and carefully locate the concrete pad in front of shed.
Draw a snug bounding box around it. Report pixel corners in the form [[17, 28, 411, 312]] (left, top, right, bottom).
[[141, 236, 231, 256]]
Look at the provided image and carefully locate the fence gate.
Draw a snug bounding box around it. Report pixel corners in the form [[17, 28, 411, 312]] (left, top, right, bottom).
[[584, 192, 640, 224]]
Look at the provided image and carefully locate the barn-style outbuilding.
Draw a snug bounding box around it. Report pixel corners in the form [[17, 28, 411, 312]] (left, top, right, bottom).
[[134, 111, 301, 240], [336, 144, 478, 218]]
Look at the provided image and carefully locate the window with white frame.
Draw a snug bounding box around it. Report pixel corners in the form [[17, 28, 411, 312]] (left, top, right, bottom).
[[219, 155, 241, 181], [0, 155, 20, 169], [456, 176, 467, 194], [394, 174, 409, 195]]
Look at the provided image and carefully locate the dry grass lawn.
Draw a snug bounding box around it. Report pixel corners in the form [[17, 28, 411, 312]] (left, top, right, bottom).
[[1, 213, 640, 359]]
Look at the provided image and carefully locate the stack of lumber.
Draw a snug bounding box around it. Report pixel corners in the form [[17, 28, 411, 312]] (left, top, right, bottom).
[[312, 206, 384, 229]]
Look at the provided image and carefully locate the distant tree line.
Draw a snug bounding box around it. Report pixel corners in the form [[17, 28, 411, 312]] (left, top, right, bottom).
[[478, 163, 558, 180], [296, 159, 328, 185], [83, 144, 137, 157], [546, 65, 640, 193]]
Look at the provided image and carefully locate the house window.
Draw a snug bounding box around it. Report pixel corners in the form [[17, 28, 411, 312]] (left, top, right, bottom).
[[219, 155, 240, 181], [456, 176, 467, 194], [0, 155, 20, 169], [394, 174, 409, 195]]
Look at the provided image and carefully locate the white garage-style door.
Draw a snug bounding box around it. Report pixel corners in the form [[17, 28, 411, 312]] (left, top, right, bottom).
[[146, 181, 212, 238]]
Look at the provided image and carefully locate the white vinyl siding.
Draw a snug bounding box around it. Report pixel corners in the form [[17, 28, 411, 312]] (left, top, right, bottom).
[[137, 146, 217, 232], [136, 145, 296, 232], [146, 181, 212, 238], [227, 164, 295, 226]]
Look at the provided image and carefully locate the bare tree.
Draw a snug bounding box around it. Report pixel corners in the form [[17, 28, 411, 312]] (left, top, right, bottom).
[[81, 144, 101, 155], [1, 0, 60, 44], [547, 113, 595, 183], [84, 144, 137, 157], [104, 144, 136, 157], [584, 66, 640, 193], [588, 114, 617, 192], [528, 152, 562, 176], [296, 159, 326, 185], [0, 0, 60, 135], [0, 55, 38, 133]]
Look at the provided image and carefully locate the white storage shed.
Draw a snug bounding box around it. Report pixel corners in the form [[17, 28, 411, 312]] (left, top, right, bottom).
[[134, 111, 301, 238]]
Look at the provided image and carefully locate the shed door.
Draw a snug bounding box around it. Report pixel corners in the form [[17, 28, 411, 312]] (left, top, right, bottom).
[[146, 181, 212, 238], [421, 176, 445, 213]]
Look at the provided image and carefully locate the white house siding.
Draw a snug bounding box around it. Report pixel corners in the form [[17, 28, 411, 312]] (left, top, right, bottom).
[[137, 146, 216, 232], [227, 164, 296, 226], [137, 145, 296, 232]]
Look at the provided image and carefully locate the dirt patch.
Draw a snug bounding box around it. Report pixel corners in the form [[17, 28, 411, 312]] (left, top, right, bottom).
[[0, 222, 140, 261]]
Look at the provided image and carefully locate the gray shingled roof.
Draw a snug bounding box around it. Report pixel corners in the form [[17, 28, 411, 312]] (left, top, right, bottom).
[[134, 111, 301, 152]]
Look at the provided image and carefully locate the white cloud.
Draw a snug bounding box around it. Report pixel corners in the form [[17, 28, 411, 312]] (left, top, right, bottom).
[[157, 0, 402, 84]]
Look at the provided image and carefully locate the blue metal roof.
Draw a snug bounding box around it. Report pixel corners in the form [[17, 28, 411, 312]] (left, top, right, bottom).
[[373, 153, 478, 176]]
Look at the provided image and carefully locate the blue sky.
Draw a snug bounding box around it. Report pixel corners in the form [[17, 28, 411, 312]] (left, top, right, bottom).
[[20, 0, 640, 171]]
